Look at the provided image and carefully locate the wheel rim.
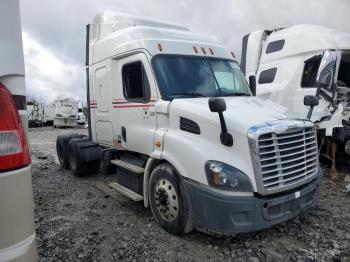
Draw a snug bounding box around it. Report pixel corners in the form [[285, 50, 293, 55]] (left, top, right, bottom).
[[154, 178, 179, 222]]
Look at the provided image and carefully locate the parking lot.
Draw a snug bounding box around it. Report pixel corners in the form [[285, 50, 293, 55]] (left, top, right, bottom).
[[29, 127, 350, 262]]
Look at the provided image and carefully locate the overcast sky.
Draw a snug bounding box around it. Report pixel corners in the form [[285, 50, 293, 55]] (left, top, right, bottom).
[[20, 0, 350, 102]]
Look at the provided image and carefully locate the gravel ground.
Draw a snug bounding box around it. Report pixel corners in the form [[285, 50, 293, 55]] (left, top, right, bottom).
[[29, 127, 350, 262]]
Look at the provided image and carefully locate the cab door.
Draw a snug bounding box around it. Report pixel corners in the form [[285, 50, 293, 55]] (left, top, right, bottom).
[[115, 53, 158, 155]]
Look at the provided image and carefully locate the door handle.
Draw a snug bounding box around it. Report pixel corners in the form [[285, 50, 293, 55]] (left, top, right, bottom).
[[121, 126, 127, 142]]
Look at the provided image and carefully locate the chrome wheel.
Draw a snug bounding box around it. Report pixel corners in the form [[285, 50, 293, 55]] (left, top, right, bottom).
[[154, 178, 179, 222]]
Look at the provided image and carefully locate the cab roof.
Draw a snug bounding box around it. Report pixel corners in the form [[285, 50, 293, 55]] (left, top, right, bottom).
[[261, 24, 350, 62], [88, 11, 235, 65]]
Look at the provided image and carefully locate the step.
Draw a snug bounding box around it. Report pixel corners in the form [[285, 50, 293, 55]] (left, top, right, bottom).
[[110, 159, 145, 174], [109, 182, 143, 201]]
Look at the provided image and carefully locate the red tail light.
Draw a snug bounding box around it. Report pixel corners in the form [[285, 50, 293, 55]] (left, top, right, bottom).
[[0, 82, 31, 171]]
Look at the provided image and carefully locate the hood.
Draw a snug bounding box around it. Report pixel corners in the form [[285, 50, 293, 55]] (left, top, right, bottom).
[[169, 97, 290, 135]]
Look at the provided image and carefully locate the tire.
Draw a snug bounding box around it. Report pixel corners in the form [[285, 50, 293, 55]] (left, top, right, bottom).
[[148, 163, 190, 235], [56, 134, 86, 169], [67, 139, 86, 177], [56, 135, 71, 169]]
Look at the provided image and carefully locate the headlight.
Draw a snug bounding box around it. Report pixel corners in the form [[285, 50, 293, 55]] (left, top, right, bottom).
[[205, 161, 253, 192]]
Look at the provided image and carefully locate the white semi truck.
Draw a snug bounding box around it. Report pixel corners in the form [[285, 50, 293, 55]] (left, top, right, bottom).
[[53, 97, 78, 127], [27, 99, 42, 127], [57, 12, 321, 235], [27, 99, 54, 127], [241, 25, 350, 178], [42, 102, 55, 126], [77, 107, 86, 126]]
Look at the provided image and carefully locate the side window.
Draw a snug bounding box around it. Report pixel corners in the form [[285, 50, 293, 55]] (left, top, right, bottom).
[[122, 61, 150, 102], [266, 40, 285, 54], [301, 55, 322, 88], [337, 53, 350, 87], [258, 68, 277, 84]]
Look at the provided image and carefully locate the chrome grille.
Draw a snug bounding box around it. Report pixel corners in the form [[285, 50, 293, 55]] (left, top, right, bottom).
[[257, 126, 318, 191]]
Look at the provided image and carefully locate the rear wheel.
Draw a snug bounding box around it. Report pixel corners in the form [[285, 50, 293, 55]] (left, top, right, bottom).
[[56, 134, 86, 169], [56, 135, 71, 169], [67, 139, 85, 177], [67, 139, 100, 177], [148, 163, 191, 235]]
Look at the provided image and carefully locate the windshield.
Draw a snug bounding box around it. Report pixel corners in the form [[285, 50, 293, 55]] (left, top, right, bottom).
[[338, 52, 350, 87], [302, 51, 350, 88], [152, 55, 251, 99]]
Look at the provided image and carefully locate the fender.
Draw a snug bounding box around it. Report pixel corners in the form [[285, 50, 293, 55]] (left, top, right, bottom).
[[143, 154, 187, 207], [143, 158, 159, 207]]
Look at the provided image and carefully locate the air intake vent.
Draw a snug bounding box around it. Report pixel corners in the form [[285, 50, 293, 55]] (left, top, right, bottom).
[[179, 117, 200, 135]]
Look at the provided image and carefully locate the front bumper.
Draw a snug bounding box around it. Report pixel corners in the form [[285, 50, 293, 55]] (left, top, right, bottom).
[[183, 175, 320, 235], [54, 117, 76, 127]]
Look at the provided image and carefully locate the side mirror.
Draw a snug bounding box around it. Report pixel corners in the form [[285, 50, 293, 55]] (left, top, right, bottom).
[[316, 50, 339, 90], [248, 75, 256, 96], [208, 98, 233, 147], [209, 97, 226, 112], [304, 95, 319, 120], [304, 95, 319, 107]]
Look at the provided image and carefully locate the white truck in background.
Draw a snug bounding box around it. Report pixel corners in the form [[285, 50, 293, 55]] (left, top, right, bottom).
[[77, 107, 86, 126], [57, 12, 320, 236], [42, 102, 55, 125], [27, 99, 42, 127], [53, 97, 78, 128], [241, 25, 350, 177], [27, 99, 54, 127]]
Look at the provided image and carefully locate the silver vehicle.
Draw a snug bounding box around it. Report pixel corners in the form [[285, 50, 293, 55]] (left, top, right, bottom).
[[0, 0, 37, 261]]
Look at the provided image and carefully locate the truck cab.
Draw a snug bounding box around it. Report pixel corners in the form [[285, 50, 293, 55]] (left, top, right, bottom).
[[58, 12, 321, 236], [53, 97, 78, 128], [241, 25, 350, 135], [241, 25, 350, 176]]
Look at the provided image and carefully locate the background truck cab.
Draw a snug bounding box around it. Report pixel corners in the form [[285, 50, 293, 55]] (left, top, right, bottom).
[[53, 97, 78, 128], [241, 25, 350, 176], [57, 12, 321, 236]]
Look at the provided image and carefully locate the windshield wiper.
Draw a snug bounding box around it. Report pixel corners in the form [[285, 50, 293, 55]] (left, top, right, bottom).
[[221, 92, 250, 97], [170, 92, 206, 97]]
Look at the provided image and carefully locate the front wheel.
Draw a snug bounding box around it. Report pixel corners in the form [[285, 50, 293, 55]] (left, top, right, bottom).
[[148, 163, 191, 235]]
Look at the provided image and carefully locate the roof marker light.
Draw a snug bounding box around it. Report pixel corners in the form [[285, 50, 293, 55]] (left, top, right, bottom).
[[193, 46, 198, 53], [209, 48, 214, 55], [157, 43, 163, 51], [201, 47, 206, 54]]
